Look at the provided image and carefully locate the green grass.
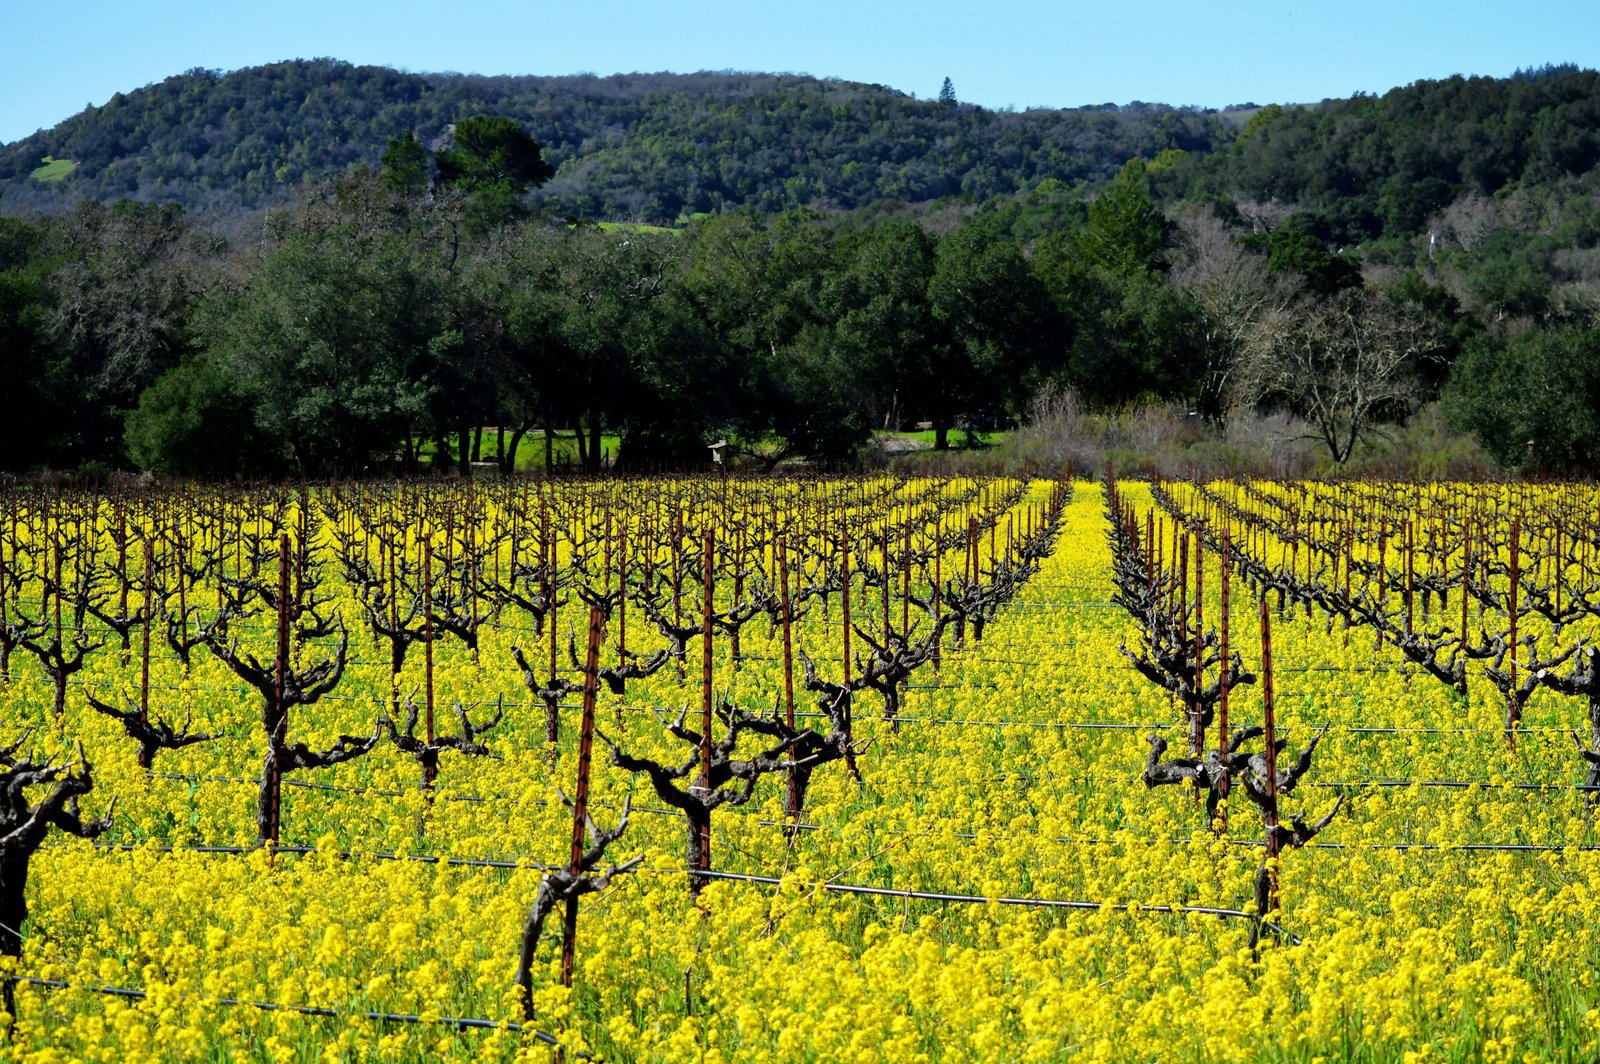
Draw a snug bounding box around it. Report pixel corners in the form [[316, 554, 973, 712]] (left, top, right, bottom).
[[876, 428, 1008, 449], [29, 156, 77, 182], [416, 429, 625, 472]]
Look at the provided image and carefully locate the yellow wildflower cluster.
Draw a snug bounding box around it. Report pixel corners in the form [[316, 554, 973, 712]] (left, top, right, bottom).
[[0, 476, 1593, 1061]]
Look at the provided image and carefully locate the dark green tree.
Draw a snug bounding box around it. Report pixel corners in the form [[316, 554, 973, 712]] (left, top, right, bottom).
[[434, 116, 554, 234], [922, 219, 1050, 449], [828, 222, 938, 435], [211, 177, 447, 473], [380, 132, 431, 197], [124, 353, 273, 477], [1444, 327, 1600, 471], [1078, 160, 1167, 277]]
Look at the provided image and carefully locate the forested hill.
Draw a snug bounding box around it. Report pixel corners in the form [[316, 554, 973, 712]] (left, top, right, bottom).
[[0, 59, 1229, 223], [1157, 64, 1600, 244]]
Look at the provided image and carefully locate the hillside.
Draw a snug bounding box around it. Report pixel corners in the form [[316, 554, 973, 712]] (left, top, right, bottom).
[[1158, 63, 1600, 243], [0, 59, 1229, 223]]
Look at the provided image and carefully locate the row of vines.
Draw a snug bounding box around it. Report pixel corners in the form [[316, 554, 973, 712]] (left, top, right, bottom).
[[1, 473, 1598, 1060]]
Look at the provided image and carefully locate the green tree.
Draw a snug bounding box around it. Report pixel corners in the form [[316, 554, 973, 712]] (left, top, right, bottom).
[[0, 245, 66, 471], [124, 353, 272, 477], [828, 222, 937, 435], [1444, 327, 1600, 471], [434, 116, 554, 234], [211, 178, 446, 473], [1078, 160, 1167, 277], [380, 132, 430, 197], [923, 219, 1050, 449]]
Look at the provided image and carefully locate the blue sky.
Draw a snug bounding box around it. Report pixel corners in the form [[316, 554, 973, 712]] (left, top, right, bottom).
[[4, 0, 1599, 144]]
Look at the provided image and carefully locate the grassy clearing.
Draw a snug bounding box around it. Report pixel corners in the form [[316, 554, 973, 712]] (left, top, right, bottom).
[[416, 430, 625, 472], [29, 156, 76, 182], [875, 428, 1007, 449]]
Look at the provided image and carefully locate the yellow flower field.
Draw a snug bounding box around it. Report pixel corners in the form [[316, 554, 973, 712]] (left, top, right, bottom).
[[0, 476, 1596, 1061]]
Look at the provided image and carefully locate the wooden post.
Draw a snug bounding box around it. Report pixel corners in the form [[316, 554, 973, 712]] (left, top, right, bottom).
[[1375, 528, 1387, 650], [547, 508, 560, 744], [116, 503, 129, 656], [1260, 593, 1280, 920], [0, 531, 9, 682], [561, 605, 605, 988], [778, 537, 799, 827], [1404, 520, 1415, 638], [1191, 534, 1204, 756], [673, 509, 685, 681], [880, 524, 890, 640], [696, 526, 715, 892], [422, 540, 437, 790], [618, 520, 628, 674], [140, 537, 153, 747], [1216, 528, 1231, 830], [842, 532, 853, 686], [1508, 520, 1521, 745], [932, 533, 943, 674], [266, 532, 291, 850], [731, 521, 745, 664]]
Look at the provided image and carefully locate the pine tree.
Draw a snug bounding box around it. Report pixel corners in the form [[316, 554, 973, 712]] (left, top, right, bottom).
[[938, 77, 957, 107]]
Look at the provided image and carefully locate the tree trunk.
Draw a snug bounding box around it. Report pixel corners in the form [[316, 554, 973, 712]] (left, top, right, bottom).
[[505, 424, 529, 476], [543, 421, 554, 476], [257, 745, 282, 846], [0, 851, 31, 959], [515, 878, 559, 1019], [685, 805, 711, 895], [457, 423, 472, 476], [589, 418, 603, 475]]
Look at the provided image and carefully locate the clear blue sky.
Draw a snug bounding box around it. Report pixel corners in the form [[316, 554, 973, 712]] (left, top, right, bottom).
[[4, 0, 1598, 144]]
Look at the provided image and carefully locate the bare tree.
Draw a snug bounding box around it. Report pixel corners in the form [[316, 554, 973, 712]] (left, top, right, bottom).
[[1169, 206, 1297, 421], [1239, 287, 1437, 464]]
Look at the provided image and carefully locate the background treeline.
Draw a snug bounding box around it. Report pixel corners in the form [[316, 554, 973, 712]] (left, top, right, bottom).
[[0, 59, 1227, 223], [6, 62, 1600, 476]]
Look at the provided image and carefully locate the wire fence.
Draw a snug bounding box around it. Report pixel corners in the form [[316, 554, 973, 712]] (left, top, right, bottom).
[[3, 974, 562, 1044], [59, 839, 1302, 941]]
